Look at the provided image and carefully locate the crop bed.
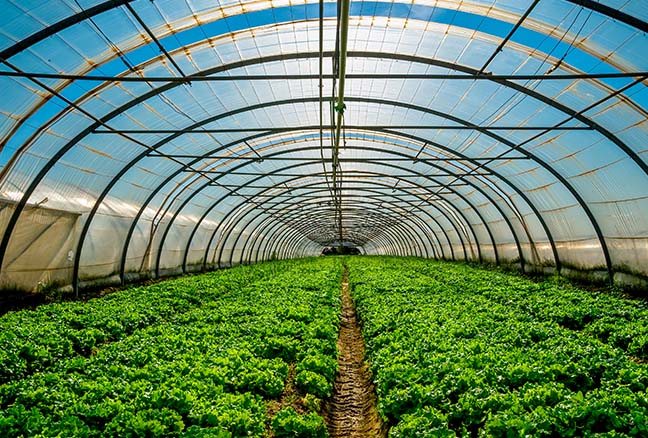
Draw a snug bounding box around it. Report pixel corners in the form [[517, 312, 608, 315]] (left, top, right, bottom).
[[347, 256, 648, 437], [0, 258, 342, 437], [2, 256, 648, 437]]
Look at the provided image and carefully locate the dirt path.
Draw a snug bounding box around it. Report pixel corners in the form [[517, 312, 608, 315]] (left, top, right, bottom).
[[325, 267, 386, 438]]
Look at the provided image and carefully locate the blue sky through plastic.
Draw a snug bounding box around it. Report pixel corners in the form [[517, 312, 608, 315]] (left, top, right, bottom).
[[1, 1, 644, 169]]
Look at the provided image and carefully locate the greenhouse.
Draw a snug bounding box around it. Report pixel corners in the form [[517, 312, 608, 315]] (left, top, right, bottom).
[[0, 0, 647, 436]]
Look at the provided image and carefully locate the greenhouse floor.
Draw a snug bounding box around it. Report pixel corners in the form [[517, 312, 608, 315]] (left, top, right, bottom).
[[325, 268, 385, 438], [1, 256, 647, 437]]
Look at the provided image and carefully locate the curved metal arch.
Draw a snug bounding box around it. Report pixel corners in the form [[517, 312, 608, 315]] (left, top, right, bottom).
[[167, 150, 513, 278], [261, 215, 406, 262], [174, 155, 522, 288], [156, 143, 527, 280], [203, 178, 469, 268], [66, 75, 599, 290], [141, 125, 540, 278], [0, 53, 330, 274], [564, 1, 648, 33], [365, 231, 401, 257], [270, 216, 412, 261], [112, 129, 528, 292], [264, 210, 418, 261], [67, 71, 619, 288], [126, 91, 560, 267], [234, 195, 435, 265], [263, 205, 427, 261], [12, 46, 624, 281], [238, 173, 499, 265], [219, 197, 435, 262], [357, 234, 394, 257], [362, 233, 397, 257], [8, 2, 644, 286], [120, 137, 526, 288], [168, 159, 456, 276], [235, 180, 468, 265], [245, 210, 410, 264], [247, 201, 423, 263], [204, 166, 487, 268], [287, 228, 388, 257], [196, 172, 452, 270], [246, 203, 426, 262], [343, 230, 396, 257], [217, 193, 437, 264], [72, 94, 543, 292], [278, 232, 321, 260], [72, 92, 532, 287], [2, 14, 644, 284], [191, 178, 442, 271], [215, 186, 452, 267], [253, 192, 445, 258], [225, 178, 490, 266], [2, 0, 645, 69], [294, 240, 324, 259], [263, 227, 322, 262], [3, 47, 640, 267], [260, 220, 395, 262]]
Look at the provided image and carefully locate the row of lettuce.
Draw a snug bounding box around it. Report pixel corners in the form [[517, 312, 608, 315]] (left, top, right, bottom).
[[347, 256, 648, 437], [0, 258, 342, 437], [4, 255, 648, 437]]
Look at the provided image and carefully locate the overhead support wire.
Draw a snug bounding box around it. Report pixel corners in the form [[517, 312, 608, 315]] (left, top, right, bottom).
[[176, 171, 475, 179], [71, 0, 139, 74], [413, 141, 429, 162], [214, 184, 453, 191], [243, 140, 264, 162], [4, 70, 648, 82], [92, 125, 592, 134], [516, 74, 648, 148], [478, 0, 541, 75], [154, 155, 506, 165], [0, 0, 135, 62], [123, 3, 189, 80]]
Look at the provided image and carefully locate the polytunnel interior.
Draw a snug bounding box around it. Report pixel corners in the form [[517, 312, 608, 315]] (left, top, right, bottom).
[[0, 0, 647, 294]]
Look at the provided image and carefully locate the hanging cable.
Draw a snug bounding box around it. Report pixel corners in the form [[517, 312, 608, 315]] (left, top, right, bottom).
[[331, 0, 351, 246]]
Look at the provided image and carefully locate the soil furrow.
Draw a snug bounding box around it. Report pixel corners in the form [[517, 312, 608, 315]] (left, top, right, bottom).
[[325, 267, 386, 438]]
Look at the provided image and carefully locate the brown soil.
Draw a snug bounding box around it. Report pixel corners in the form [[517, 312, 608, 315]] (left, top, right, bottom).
[[325, 267, 386, 438], [266, 364, 305, 436]]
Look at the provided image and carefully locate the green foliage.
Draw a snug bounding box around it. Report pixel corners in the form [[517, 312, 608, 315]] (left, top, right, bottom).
[[295, 370, 332, 398], [294, 351, 337, 398], [297, 354, 338, 383], [346, 256, 648, 437], [302, 394, 322, 413], [0, 258, 342, 437], [271, 407, 328, 438], [390, 407, 455, 438]]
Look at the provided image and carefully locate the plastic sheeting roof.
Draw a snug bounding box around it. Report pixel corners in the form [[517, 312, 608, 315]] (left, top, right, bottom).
[[0, 0, 647, 292]]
